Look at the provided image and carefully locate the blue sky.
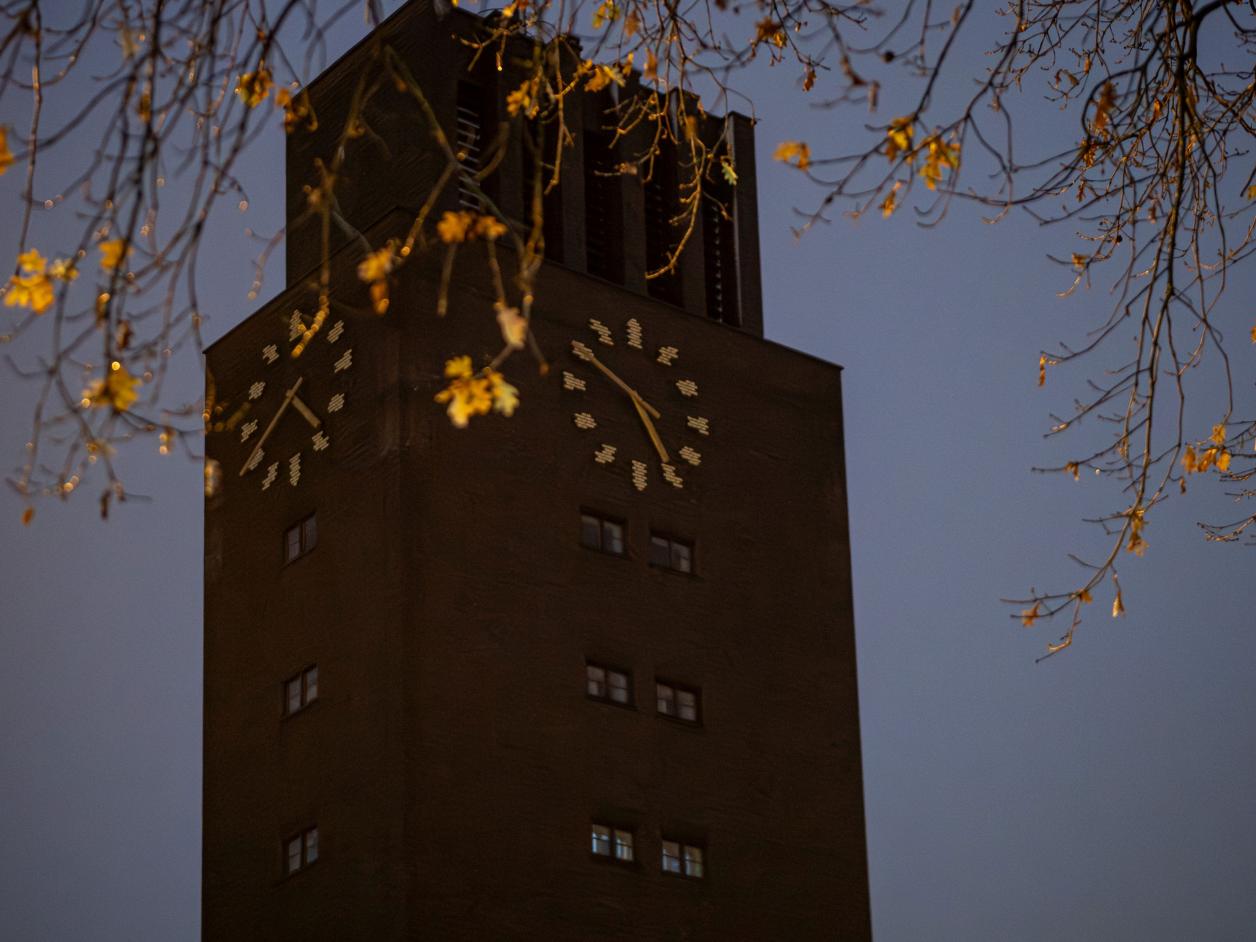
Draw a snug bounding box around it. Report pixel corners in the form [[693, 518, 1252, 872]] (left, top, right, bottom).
[[2, 4, 1254, 939]]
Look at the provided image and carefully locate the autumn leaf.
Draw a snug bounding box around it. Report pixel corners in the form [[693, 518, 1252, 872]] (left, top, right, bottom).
[[880, 182, 901, 219], [773, 140, 810, 171], [918, 134, 959, 190], [592, 0, 620, 29], [4, 250, 55, 314], [1182, 445, 1198, 473], [584, 61, 626, 94], [885, 117, 914, 161], [235, 66, 273, 108], [1078, 588, 1093, 604], [473, 215, 508, 240], [1091, 82, 1116, 136], [98, 239, 130, 272], [1065, 461, 1079, 480], [82, 362, 142, 412], [1038, 353, 1047, 387], [48, 258, 78, 281], [506, 78, 539, 119], [719, 156, 737, 186], [437, 210, 475, 244], [21, 506, 34, 526], [1111, 589, 1125, 618], [496, 303, 528, 349], [488, 370, 519, 416], [1210, 423, 1226, 445], [275, 87, 316, 133], [1021, 602, 1041, 628], [0, 126, 14, 176], [357, 246, 393, 284], [1216, 450, 1231, 473], [754, 19, 785, 49]]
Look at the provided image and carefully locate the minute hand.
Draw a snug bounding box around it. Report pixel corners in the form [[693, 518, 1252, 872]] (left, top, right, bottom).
[[583, 351, 661, 419]]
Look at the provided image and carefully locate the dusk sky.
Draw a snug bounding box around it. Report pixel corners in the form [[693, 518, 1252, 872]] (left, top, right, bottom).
[[2, 3, 1254, 939]]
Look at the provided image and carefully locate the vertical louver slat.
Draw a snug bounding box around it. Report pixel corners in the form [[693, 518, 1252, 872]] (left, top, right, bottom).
[[455, 83, 484, 209]]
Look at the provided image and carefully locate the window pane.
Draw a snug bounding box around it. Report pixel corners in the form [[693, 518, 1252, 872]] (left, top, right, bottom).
[[672, 541, 692, 573], [649, 535, 671, 567], [302, 514, 318, 552], [603, 521, 624, 555], [304, 827, 319, 864], [661, 840, 682, 873], [586, 665, 606, 698], [580, 515, 601, 549], [591, 824, 611, 855], [285, 678, 302, 714], [614, 830, 634, 862], [657, 683, 675, 715], [286, 838, 302, 874], [285, 526, 302, 563], [684, 845, 704, 878], [304, 666, 318, 702], [608, 670, 630, 704], [677, 689, 698, 722]]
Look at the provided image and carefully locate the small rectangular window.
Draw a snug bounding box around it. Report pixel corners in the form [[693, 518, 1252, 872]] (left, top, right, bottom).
[[649, 533, 692, 573], [285, 513, 317, 564], [662, 838, 704, 878], [591, 821, 635, 865], [283, 665, 319, 717], [657, 680, 701, 725], [587, 661, 632, 707], [581, 512, 625, 556], [284, 825, 319, 875]]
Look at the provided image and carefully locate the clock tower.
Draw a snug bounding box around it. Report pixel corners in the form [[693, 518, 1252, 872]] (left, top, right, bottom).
[[203, 3, 871, 939]]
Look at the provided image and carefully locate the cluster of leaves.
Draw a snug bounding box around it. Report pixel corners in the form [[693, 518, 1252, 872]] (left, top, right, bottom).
[[1, 0, 1254, 656]]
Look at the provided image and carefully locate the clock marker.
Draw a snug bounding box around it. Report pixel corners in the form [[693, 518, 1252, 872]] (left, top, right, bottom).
[[574, 412, 597, 430], [334, 349, 353, 373], [312, 431, 330, 452], [562, 371, 587, 392], [328, 393, 345, 413], [327, 320, 344, 343], [262, 344, 279, 364], [657, 346, 679, 366], [676, 379, 699, 398], [261, 462, 278, 490], [626, 319, 643, 349], [240, 419, 258, 442], [248, 381, 266, 400], [245, 448, 264, 472], [631, 460, 648, 491], [662, 463, 684, 488], [679, 446, 701, 466], [687, 416, 710, 436], [594, 444, 617, 465], [288, 453, 302, 486], [589, 319, 614, 346]]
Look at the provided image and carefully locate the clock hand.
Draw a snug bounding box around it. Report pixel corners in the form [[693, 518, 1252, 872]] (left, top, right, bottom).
[[632, 396, 671, 464], [571, 341, 661, 419], [239, 376, 305, 476], [291, 393, 322, 429]]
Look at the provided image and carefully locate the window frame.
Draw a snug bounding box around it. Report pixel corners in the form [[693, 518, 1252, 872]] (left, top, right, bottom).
[[282, 664, 319, 718], [586, 660, 634, 708], [656, 679, 702, 726], [283, 825, 319, 877], [590, 821, 636, 866], [284, 512, 318, 565], [661, 839, 705, 879], [648, 531, 694, 574], [580, 510, 626, 557]]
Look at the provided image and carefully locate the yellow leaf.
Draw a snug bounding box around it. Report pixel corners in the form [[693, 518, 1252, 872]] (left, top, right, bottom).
[[496, 303, 528, 350], [1245, 184, 1256, 200], [720, 156, 738, 186], [885, 117, 914, 161], [357, 247, 393, 284], [17, 248, 46, 275], [1112, 589, 1125, 618], [1250, 324, 1256, 343], [444, 356, 473, 379], [644, 50, 658, 82], [83, 362, 142, 412], [592, 0, 620, 29], [1210, 423, 1226, 445], [369, 280, 389, 315], [474, 215, 508, 240], [4, 271, 54, 314], [754, 19, 784, 48], [880, 182, 901, 219], [1038, 353, 1047, 387], [488, 370, 519, 416], [21, 506, 33, 526], [1216, 449, 1231, 472], [99, 239, 129, 272], [0, 126, 13, 176], [1182, 445, 1198, 473], [1091, 81, 1116, 136], [773, 140, 810, 171], [1065, 461, 1079, 480], [1126, 532, 1147, 557], [1079, 588, 1093, 604], [1021, 602, 1040, 628], [49, 258, 77, 281], [235, 66, 273, 108], [437, 210, 475, 244]]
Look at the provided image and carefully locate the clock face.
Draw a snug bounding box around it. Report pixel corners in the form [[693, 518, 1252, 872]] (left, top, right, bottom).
[[227, 308, 354, 491], [564, 316, 709, 493]]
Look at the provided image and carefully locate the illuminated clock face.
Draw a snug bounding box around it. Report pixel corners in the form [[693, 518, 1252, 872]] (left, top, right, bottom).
[[227, 309, 354, 491], [564, 317, 709, 493]]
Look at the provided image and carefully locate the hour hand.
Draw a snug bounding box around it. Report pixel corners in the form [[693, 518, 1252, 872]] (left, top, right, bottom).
[[291, 394, 322, 429]]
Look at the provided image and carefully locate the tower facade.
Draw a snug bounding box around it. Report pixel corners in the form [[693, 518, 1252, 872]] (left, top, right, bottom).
[[203, 3, 870, 938]]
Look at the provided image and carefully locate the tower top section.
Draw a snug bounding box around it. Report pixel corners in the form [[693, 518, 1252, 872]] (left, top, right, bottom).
[[283, 0, 764, 335]]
